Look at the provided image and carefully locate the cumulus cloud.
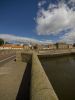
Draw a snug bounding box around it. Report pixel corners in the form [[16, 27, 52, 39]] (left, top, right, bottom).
[[0, 34, 53, 44], [40, 40, 53, 44], [36, 0, 75, 35], [60, 29, 75, 44], [68, 0, 75, 3], [0, 34, 40, 44], [38, 0, 46, 8]]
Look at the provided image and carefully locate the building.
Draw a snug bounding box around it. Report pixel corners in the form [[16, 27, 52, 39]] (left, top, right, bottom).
[[48, 44, 56, 49], [23, 44, 30, 50], [68, 44, 73, 49], [0, 44, 12, 49], [0, 44, 23, 50], [34, 44, 49, 50], [55, 42, 69, 49]]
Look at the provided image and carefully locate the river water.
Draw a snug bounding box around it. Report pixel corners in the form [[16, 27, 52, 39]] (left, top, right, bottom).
[[39, 54, 75, 100]]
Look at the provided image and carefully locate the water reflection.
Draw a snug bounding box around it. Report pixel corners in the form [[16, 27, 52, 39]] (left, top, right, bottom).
[[39, 55, 75, 100]]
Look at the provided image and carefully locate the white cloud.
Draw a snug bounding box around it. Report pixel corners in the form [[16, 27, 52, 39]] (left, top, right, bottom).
[[40, 40, 53, 44], [38, 0, 46, 8], [60, 29, 75, 44], [36, 1, 75, 35], [69, 0, 75, 3], [68, 0, 75, 10], [0, 34, 40, 43], [0, 34, 53, 44], [48, 4, 58, 9]]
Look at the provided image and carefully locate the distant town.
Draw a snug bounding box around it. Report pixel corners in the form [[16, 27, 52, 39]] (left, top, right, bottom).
[[0, 38, 75, 50]]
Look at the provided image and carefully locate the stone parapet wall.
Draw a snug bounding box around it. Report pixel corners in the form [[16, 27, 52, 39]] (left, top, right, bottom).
[[38, 49, 75, 55], [31, 53, 58, 100]]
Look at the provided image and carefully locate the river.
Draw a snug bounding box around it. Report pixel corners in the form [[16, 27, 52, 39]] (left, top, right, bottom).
[[39, 54, 75, 100]]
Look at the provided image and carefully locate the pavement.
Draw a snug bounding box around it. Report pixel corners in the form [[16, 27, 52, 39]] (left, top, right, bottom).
[[0, 58, 27, 100], [0, 51, 16, 61]]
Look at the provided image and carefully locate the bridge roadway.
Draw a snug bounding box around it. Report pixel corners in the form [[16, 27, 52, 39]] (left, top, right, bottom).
[[0, 49, 73, 100], [0, 53, 27, 100]]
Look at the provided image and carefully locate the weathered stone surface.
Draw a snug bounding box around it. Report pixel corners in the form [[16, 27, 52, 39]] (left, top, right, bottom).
[[31, 53, 58, 100], [0, 59, 27, 100]]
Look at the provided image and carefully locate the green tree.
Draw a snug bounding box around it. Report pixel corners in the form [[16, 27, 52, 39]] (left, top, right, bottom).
[[5, 42, 9, 44], [0, 39, 4, 46], [33, 44, 38, 49], [73, 43, 75, 47]]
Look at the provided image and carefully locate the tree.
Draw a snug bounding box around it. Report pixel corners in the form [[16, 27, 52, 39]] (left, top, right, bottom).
[[55, 43, 59, 49], [0, 39, 4, 46], [5, 41, 10, 44], [33, 44, 38, 49], [73, 43, 75, 47]]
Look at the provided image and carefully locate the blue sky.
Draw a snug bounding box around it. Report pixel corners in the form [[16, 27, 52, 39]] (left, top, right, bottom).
[[0, 0, 75, 44], [0, 0, 37, 37], [0, 0, 57, 41]]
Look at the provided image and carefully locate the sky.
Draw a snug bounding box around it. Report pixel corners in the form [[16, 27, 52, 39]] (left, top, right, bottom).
[[0, 0, 75, 44]]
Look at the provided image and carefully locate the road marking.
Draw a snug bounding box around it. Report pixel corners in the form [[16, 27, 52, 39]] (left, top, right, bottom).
[[0, 55, 16, 63]]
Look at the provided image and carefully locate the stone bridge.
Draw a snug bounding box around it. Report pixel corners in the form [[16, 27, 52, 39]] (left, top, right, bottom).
[[1, 49, 75, 100]]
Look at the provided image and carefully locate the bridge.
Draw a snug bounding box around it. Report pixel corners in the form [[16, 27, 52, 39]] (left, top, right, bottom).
[[0, 49, 75, 100]]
